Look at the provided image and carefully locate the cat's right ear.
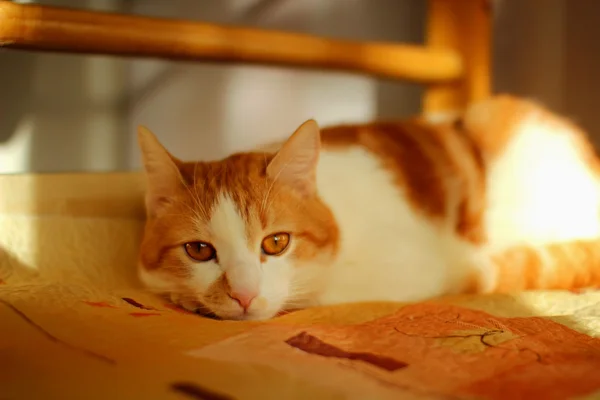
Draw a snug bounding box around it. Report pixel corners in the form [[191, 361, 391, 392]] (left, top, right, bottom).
[[137, 126, 184, 217], [266, 119, 321, 197]]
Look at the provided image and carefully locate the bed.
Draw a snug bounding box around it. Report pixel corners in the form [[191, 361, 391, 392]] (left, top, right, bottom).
[[2, 1, 600, 399]]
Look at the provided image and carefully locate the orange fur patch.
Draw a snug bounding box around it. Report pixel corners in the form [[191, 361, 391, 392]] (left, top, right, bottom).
[[320, 119, 487, 242], [491, 240, 600, 292]]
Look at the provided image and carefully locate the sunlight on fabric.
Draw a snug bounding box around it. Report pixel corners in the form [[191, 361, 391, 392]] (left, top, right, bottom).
[[0, 215, 40, 274], [0, 115, 33, 174]]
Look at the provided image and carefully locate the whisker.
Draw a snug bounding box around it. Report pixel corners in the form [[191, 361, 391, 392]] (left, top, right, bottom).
[[261, 157, 295, 215], [189, 162, 207, 220]]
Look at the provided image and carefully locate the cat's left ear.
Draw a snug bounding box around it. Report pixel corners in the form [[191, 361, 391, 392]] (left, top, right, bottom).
[[137, 126, 185, 217], [267, 119, 321, 197]]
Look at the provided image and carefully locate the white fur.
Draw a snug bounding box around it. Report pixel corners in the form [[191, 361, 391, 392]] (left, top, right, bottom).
[[139, 267, 178, 292], [423, 110, 460, 124], [305, 113, 600, 304], [308, 147, 474, 305], [208, 194, 294, 319], [484, 114, 600, 247], [208, 194, 261, 295], [475, 113, 600, 291]]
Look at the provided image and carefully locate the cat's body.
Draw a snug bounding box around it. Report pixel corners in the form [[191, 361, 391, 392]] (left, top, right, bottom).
[[138, 95, 600, 320], [299, 123, 477, 306]]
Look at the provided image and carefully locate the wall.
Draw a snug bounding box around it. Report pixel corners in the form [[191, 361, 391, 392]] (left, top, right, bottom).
[[125, 0, 425, 167], [0, 0, 424, 173], [2, 0, 600, 173], [0, 0, 128, 173], [493, 0, 566, 111], [493, 0, 600, 147], [564, 1, 600, 148]]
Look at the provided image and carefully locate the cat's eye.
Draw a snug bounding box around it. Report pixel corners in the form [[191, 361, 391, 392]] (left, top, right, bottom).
[[261, 233, 290, 256], [184, 242, 216, 262]]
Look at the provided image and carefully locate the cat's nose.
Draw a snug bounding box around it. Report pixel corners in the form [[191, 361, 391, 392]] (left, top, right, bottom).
[[228, 291, 257, 311]]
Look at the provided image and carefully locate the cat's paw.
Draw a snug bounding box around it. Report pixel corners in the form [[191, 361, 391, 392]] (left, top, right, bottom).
[[169, 293, 200, 313]]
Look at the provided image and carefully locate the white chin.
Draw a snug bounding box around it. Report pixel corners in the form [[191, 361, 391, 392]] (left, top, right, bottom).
[[218, 309, 278, 321]]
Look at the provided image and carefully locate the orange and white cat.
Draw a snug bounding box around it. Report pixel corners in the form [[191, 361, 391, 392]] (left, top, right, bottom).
[[137, 95, 600, 321]]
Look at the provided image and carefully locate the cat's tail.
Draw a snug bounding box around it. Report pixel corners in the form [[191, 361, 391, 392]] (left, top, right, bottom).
[[482, 239, 600, 293]]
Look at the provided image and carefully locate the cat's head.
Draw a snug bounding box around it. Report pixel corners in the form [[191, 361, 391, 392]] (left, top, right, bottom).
[[137, 120, 339, 320]]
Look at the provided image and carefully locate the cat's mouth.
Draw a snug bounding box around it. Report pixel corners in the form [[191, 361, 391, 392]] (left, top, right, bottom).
[[181, 301, 221, 320], [192, 304, 296, 321], [195, 309, 221, 320], [170, 299, 260, 321], [164, 293, 221, 320], [166, 293, 292, 321]]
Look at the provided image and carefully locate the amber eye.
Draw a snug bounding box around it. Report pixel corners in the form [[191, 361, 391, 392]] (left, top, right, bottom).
[[261, 233, 290, 256], [184, 242, 216, 262]]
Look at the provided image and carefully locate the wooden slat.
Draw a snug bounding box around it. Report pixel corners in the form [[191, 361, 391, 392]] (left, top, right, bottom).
[[0, 2, 463, 84], [0, 172, 146, 219], [423, 0, 492, 115]]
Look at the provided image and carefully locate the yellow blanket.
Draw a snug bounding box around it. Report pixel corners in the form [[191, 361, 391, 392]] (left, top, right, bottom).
[[2, 173, 600, 400]]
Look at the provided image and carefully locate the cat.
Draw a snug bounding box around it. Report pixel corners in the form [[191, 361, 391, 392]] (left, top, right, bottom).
[[137, 95, 600, 321]]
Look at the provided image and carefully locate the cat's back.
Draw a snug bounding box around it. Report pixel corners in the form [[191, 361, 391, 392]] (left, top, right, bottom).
[[311, 95, 600, 303], [319, 120, 457, 217], [313, 120, 478, 303], [316, 118, 484, 239], [461, 95, 600, 249], [315, 95, 600, 248]]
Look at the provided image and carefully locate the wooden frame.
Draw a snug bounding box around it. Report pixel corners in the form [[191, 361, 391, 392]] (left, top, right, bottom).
[[424, 0, 492, 115], [0, 0, 491, 115]]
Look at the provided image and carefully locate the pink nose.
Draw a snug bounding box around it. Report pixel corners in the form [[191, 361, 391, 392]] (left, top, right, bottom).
[[228, 291, 257, 310]]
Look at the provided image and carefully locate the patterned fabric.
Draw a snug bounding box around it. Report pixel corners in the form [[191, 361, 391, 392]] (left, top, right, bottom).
[[1, 172, 600, 399], [3, 283, 600, 400]]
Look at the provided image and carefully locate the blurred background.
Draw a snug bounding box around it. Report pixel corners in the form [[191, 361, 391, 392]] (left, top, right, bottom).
[[0, 0, 596, 174]]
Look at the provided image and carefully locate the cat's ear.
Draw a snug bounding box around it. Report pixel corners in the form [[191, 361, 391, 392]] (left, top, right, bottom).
[[267, 119, 321, 196], [137, 126, 184, 217]]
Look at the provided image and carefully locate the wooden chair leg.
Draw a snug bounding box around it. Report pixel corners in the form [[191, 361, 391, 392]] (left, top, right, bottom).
[[423, 0, 492, 119]]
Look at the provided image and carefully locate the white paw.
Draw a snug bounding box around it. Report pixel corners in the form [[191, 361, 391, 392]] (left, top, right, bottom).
[[169, 293, 199, 313]]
